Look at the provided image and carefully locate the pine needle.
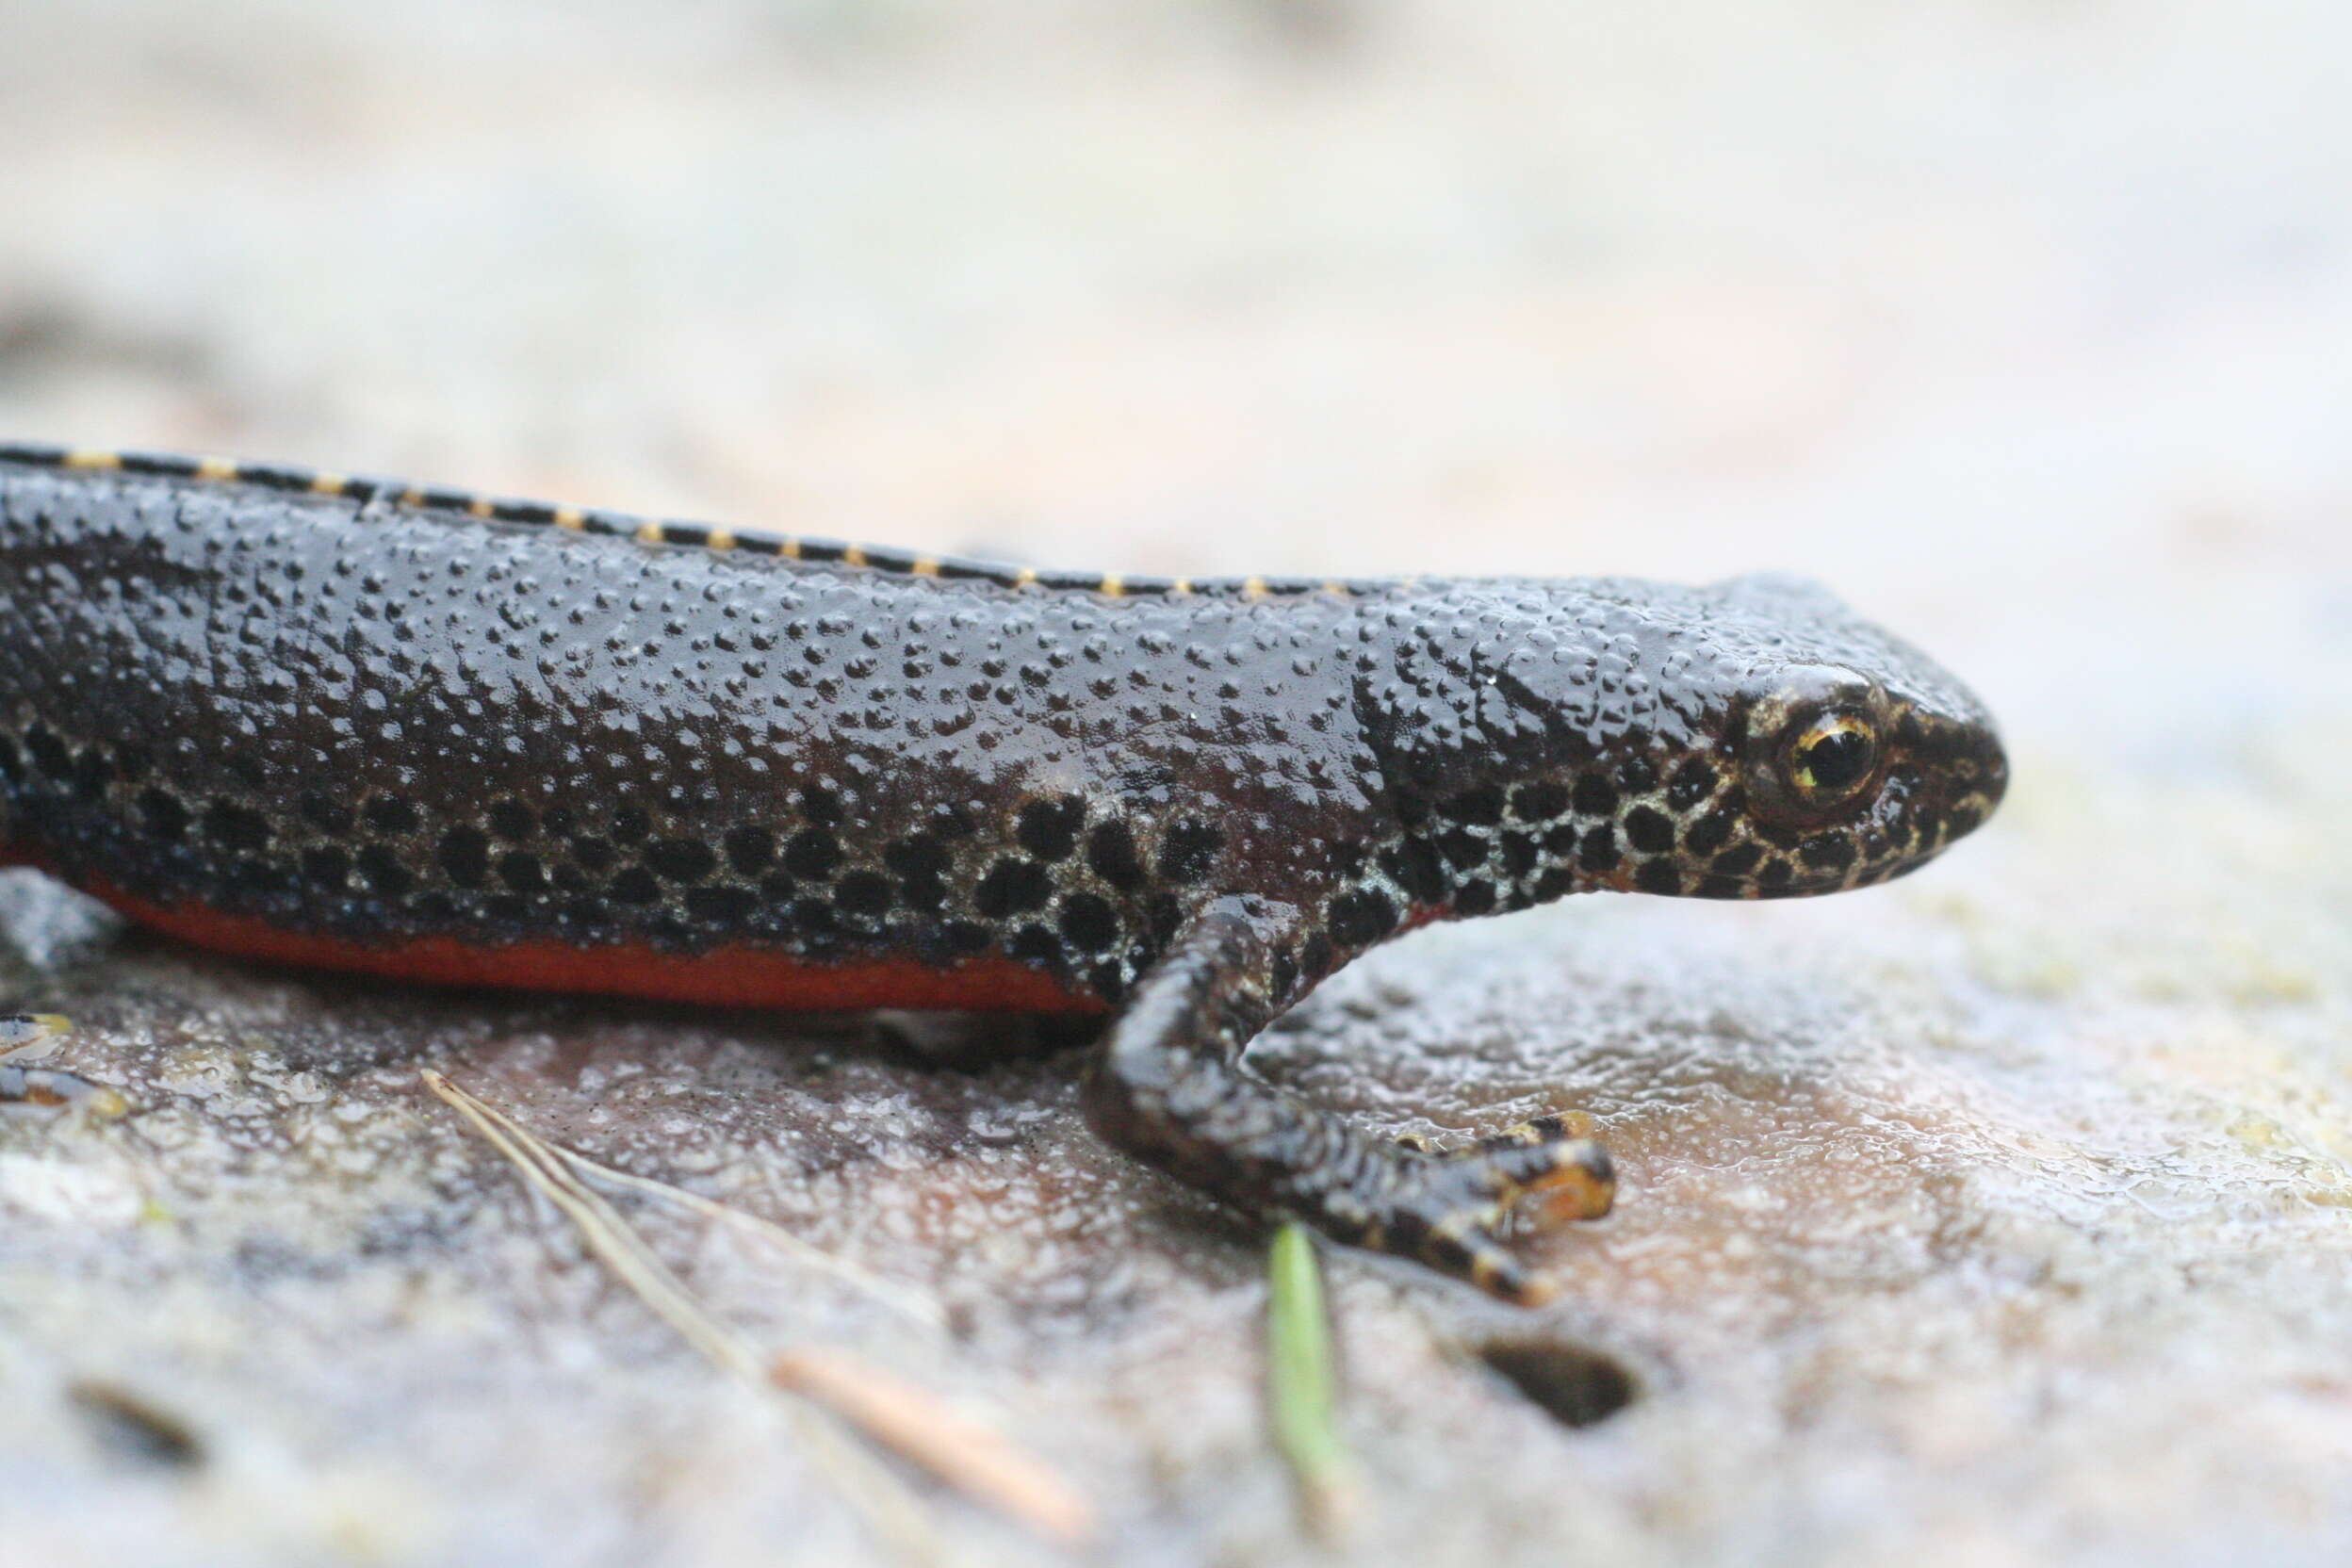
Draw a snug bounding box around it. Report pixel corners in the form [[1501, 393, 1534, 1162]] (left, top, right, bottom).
[[421, 1069, 1096, 1552]]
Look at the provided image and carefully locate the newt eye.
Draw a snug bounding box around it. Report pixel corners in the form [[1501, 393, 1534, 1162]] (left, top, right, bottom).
[[1781, 711, 1878, 804]]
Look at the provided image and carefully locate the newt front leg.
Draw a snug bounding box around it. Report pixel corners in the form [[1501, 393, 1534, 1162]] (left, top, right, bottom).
[[1082, 897, 1614, 1303]]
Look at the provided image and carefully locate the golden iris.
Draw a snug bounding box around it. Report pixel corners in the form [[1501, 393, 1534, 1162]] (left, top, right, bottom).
[[1784, 713, 1877, 802]]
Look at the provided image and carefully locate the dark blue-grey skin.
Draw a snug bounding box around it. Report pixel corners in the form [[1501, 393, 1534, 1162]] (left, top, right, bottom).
[[0, 446, 2007, 1301]]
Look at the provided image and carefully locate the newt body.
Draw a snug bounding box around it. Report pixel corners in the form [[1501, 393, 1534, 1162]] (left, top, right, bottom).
[[0, 444, 2006, 1299]]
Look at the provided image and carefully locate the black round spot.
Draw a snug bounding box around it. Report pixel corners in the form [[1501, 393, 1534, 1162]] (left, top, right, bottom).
[[798, 786, 843, 827], [1531, 865, 1576, 902], [645, 837, 718, 884], [487, 799, 536, 841], [498, 851, 547, 892], [1380, 838, 1450, 905], [1709, 843, 1765, 877], [137, 788, 190, 842], [1510, 781, 1570, 823], [686, 885, 759, 923], [836, 871, 894, 917], [975, 858, 1054, 919], [1616, 756, 1658, 793], [941, 920, 992, 955], [783, 827, 842, 881], [1145, 893, 1185, 946], [886, 833, 949, 880], [1326, 889, 1399, 948], [1576, 825, 1619, 874], [438, 826, 491, 888], [1300, 932, 1335, 977], [23, 726, 70, 777], [1570, 772, 1619, 819], [71, 749, 114, 800], [301, 846, 351, 888], [1665, 760, 1719, 810], [1017, 796, 1086, 862], [1634, 859, 1683, 895], [1454, 880, 1497, 916], [1756, 856, 1795, 888], [1086, 821, 1145, 890], [1622, 806, 1675, 856], [1497, 831, 1539, 877], [298, 791, 351, 837], [1798, 832, 1858, 873], [1435, 827, 1487, 872], [571, 835, 617, 873], [608, 866, 662, 905], [355, 843, 413, 898], [204, 802, 270, 853], [365, 795, 418, 836], [1445, 784, 1505, 826], [610, 805, 651, 843], [1158, 818, 1224, 883], [560, 896, 610, 932], [1008, 924, 1063, 964], [724, 825, 776, 875], [1057, 892, 1120, 953], [0, 734, 20, 781], [1682, 810, 1735, 856]]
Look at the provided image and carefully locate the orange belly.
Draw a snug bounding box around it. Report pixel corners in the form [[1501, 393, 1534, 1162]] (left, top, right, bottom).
[[73, 879, 1104, 1013]]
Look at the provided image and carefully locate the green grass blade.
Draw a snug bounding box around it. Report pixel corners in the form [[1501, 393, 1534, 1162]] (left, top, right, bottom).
[[1266, 1223, 1361, 1537]]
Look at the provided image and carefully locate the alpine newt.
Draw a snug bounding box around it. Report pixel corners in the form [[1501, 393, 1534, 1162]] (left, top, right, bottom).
[[0, 443, 2007, 1301]]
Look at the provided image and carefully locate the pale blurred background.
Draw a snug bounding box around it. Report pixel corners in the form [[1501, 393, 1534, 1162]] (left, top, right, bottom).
[[4, 5, 2350, 1565]]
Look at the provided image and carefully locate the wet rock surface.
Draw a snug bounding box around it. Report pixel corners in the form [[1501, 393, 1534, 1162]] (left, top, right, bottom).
[[4, 3, 2351, 1563]]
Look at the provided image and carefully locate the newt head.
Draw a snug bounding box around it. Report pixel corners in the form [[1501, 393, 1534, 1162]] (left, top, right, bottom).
[[1357, 572, 2008, 908]]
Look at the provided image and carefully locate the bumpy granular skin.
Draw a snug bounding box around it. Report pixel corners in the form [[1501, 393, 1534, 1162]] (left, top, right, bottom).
[[0, 445, 2007, 1299]]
